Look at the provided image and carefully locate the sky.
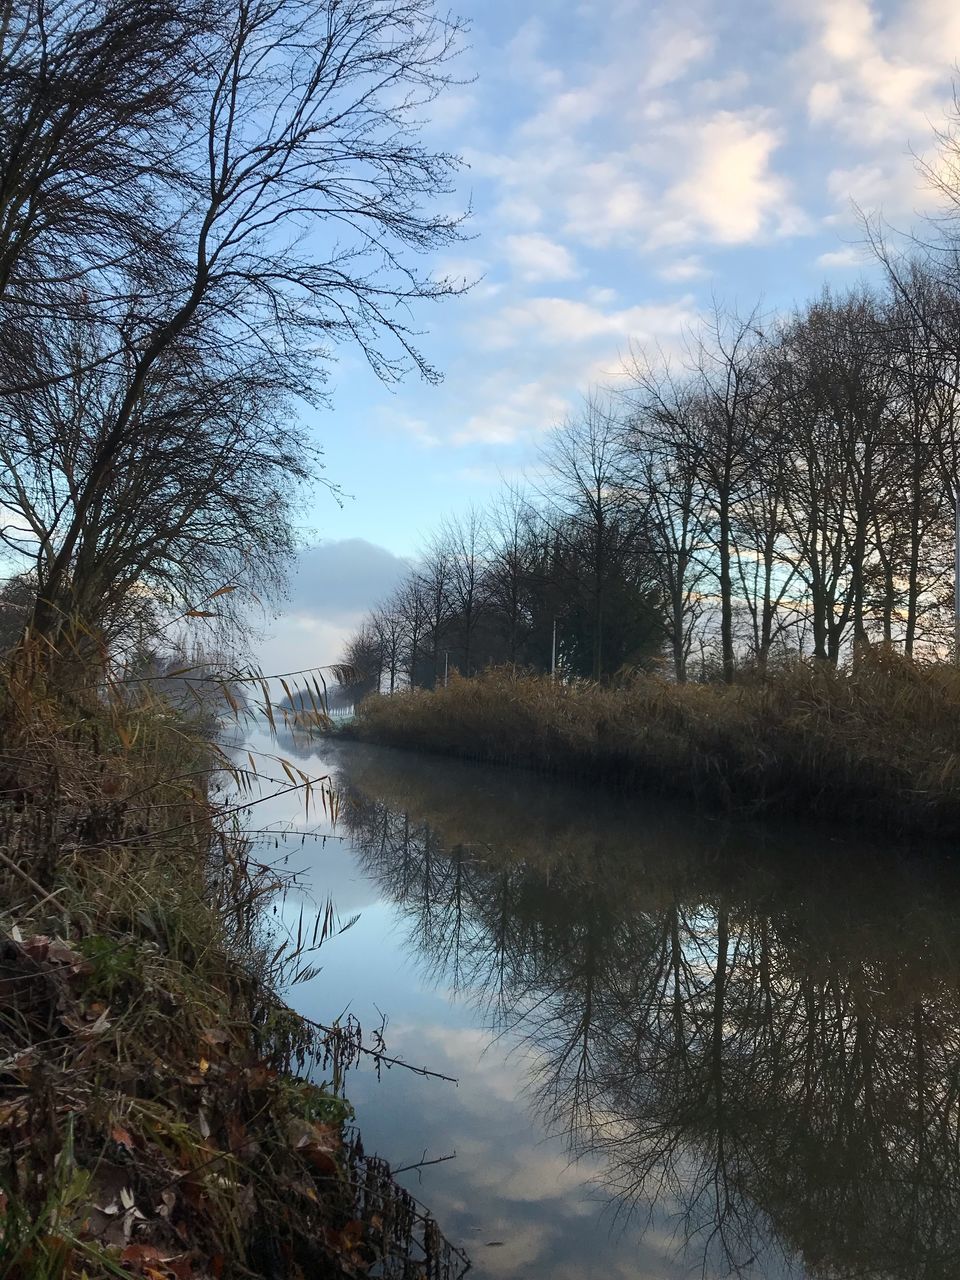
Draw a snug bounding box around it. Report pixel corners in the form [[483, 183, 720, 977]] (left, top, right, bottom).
[[262, 0, 960, 674]]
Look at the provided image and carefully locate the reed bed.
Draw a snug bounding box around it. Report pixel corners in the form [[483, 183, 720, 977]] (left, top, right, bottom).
[[349, 654, 960, 835]]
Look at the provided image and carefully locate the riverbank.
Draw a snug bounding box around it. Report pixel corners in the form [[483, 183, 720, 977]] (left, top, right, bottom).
[[345, 657, 960, 836], [0, 660, 463, 1279]]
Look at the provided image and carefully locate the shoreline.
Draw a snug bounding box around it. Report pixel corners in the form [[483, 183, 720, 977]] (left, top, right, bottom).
[[0, 677, 464, 1280], [334, 660, 960, 839]]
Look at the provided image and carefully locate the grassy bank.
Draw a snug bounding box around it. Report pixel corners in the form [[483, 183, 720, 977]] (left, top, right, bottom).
[[348, 656, 960, 835], [0, 660, 464, 1280]]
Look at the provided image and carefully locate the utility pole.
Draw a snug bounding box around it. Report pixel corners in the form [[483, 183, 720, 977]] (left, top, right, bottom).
[[444, 649, 449, 688], [955, 493, 960, 662], [550, 617, 557, 679]]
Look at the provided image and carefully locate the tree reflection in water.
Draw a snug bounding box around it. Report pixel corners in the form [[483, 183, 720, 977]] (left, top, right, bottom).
[[330, 744, 960, 1279]]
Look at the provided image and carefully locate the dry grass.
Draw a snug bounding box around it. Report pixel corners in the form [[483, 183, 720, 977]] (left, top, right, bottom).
[[350, 653, 960, 835], [0, 649, 466, 1280]]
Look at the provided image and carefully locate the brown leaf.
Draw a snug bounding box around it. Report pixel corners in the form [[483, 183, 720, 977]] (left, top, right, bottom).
[[164, 1256, 194, 1280], [22, 934, 51, 963], [287, 1118, 340, 1176], [341, 1220, 364, 1249], [47, 938, 87, 972], [225, 1114, 248, 1154], [120, 1242, 164, 1270], [111, 1125, 136, 1151], [0, 1100, 28, 1130]]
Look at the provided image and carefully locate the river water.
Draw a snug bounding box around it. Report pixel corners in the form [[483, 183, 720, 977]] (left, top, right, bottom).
[[254, 732, 960, 1280]]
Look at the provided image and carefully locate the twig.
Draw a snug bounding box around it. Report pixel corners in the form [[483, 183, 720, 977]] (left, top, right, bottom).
[[0, 846, 51, 900], [391, 1149, 457, 1176], [292, 1008, 459, 1084]]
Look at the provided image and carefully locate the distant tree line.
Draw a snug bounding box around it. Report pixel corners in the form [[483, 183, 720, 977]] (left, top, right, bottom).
[[344, 249, 960, 687]]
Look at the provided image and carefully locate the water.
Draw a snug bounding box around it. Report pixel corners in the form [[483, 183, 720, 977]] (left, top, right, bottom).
[[254, 732, 960, 1280]]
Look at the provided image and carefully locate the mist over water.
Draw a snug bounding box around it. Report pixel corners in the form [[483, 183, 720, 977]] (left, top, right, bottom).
[[258, 735, 960, 1280]]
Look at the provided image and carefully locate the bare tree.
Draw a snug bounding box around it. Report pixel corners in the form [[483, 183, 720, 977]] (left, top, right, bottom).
[[623, 364, 712, 681], [371, 601, 405, 693], [540, 395, 643, 681], [485, 485, 539, 667], [442, 507, 487, 676], [0, 324, 319, 648], [393, 575, 428, 687], [0, 0, 204, 304], [687, 306, 772, 682], [0, 0, 469, 658], [417, 536, 454, 687]]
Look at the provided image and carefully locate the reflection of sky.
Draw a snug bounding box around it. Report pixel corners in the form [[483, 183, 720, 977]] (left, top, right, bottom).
[[248, 732, 791, 1279]]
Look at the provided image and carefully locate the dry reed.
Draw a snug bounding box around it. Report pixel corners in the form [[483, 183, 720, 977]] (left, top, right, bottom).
[[349, 653, 960, 835], [0, 645, 466, 1280]]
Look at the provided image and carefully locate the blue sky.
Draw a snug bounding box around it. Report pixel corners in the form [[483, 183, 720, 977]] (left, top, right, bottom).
[[263, 0, 960, 672]]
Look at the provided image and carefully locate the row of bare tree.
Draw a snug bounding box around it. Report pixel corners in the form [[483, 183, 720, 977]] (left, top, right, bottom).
[[0, 0, 466, 666], [345, 250, 960, 687], [342, 487, 663, 693]]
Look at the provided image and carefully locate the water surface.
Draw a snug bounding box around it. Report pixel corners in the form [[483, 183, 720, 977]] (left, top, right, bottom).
[[258, 734, 960, 1280]]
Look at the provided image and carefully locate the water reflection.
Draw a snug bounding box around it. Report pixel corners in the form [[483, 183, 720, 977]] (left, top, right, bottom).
[[326, 743, 960, 1280]]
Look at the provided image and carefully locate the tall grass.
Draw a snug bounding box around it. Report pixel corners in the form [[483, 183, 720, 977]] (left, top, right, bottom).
[[350, 654, 960, 835], [0, 645, 466, 1279]]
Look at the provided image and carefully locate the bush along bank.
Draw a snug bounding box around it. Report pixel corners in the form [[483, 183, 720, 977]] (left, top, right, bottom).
[[0, 657, 467, 1280], [346, 654, 960, 837]]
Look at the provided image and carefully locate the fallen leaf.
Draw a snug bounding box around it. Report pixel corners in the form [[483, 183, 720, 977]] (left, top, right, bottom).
[[0, 1100, 28, 1129], [22, 934, 51, 962], [164, 1256, 194, 1280], [111, 1125, 136, 1151], [121, 1243, 163, 1266], [225, 1115, 248, 1154], [287, 1118, 340, 1176], [47, 938, 86, 971], [244, 1063, 275, 1088]]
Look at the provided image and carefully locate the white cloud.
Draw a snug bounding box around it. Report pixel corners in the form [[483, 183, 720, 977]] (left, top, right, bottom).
[[642, 23, 714, 91], [504, 18, 563, 92], [255, 539, 411, 672], [503, 233, 579, 283], [816, 245, 866, 268], [453, 377, 571, 445], [379, 409, 442, 448], [442, 292, 696, 447], [657, 255, 708, 282], [656, 112, 808, 246], [796, 0, 956, 148], [484, 295, 695, 350]]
